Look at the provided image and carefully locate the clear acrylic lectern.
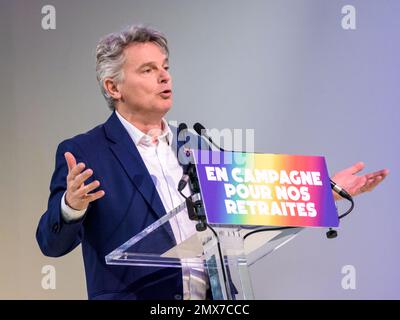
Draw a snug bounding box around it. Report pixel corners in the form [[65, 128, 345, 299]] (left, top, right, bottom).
[[105, 200, 303, 300]]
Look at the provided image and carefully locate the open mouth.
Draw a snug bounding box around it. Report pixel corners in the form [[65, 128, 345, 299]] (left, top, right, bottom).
[[159, 89, 172, 97]]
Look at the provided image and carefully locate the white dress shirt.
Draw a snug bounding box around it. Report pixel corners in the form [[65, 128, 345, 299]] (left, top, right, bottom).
[[61, 111, 207, 299]]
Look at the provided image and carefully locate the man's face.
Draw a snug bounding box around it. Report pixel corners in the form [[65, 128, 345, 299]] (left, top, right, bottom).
[[116, 42, 172, 117]]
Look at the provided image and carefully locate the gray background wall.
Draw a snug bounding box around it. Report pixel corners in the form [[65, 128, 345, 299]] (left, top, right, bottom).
[[0, 0, 398, 299]]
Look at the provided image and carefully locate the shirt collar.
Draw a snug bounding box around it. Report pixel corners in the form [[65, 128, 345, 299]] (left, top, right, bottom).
[[115, 110, 173, 146]]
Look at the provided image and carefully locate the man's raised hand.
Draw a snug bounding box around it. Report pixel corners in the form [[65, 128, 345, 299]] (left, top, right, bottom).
[[64, 152, 105, 211], [331, 161, 389, 200]]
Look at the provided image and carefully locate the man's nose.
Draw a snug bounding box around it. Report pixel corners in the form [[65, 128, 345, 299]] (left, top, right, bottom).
[[159, 69, 171, 83]]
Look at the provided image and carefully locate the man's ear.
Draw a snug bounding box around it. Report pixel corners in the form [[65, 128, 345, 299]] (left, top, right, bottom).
[[104, 78, 122, 100]]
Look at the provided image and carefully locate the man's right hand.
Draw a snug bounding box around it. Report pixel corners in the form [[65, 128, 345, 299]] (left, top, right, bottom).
[[64, 152, 105, 211]]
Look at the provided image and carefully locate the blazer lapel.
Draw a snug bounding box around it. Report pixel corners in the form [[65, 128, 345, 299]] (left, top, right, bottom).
[[103, 112, 167, 220]]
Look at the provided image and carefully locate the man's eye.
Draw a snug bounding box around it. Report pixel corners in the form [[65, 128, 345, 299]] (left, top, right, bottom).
[[143, 68, 152, 73], [164, 66, 169, 71]]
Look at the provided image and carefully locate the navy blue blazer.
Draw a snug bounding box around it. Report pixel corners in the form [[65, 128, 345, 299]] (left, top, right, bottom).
[[36, 112, 200, 300]]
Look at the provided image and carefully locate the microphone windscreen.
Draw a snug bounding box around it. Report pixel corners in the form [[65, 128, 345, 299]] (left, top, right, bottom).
[[178, 122, 188, 133], [193, 122, 206, 136]]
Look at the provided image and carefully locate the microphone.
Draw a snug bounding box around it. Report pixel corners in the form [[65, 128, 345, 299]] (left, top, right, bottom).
[[176, 123, 206, 228], [178, 122, 188, 139], [327, 180, 353, 239], [177, 123, 192, 192], [330, 179, 353, 201], [193, 122, 225, 151]]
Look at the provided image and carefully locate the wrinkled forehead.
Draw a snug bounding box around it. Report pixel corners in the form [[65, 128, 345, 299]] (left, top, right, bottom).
[[123, 42, 168, 67]]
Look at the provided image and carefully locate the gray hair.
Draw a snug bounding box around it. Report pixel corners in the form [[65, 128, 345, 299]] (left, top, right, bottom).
[[95, 25, 169, 110]]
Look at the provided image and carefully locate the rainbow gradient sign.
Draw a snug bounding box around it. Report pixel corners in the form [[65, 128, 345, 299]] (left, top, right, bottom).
[[192, 151, 339, 228]]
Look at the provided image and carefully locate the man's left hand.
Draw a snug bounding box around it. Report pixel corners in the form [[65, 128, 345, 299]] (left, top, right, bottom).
[[331, 162, 389, 200]]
